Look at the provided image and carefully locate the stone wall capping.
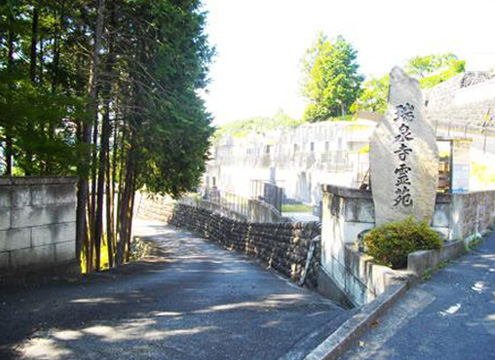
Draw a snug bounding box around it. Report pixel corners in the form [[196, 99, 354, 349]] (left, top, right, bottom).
[[321, 184, 372, 199], [407, 240, 466, 277], [0, 176, 78, 186], [305, 283, 408, 360]]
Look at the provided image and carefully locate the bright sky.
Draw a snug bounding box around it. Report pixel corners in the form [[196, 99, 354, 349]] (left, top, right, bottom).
[[201, 0, 495, 126]]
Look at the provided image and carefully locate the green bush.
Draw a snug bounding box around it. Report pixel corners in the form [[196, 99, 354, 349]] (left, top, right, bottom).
[[363, 217, 444, 269]]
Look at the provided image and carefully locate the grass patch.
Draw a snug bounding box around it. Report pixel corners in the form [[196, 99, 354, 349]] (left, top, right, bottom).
[[422, 268, 433, 281], [282, 203, 313, 213]]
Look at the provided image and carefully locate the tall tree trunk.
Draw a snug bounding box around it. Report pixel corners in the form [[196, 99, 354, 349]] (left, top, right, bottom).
[[103, 1, 117, 268], [24, 0, 41, 175], [94, 122, 106, 271], [117, 143, 134, 265], [51, 12, 62, 92], [116, 103, 128, 261], [125, 172, 137, 262], [90, 112, 99, 269], [86, 191, 93, 272], [75, 55, 87, 267], [38, 37, 44, 85], [5, 19, 15, 175], [111, 97, 122, 262], [105, 137, 113, 268], [30, 3, 39, 84], [77, 0, 106, 272], [95, 97, 113, 270]]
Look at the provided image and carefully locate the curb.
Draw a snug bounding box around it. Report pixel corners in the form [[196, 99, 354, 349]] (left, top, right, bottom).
[[304, 283, 407, 360]]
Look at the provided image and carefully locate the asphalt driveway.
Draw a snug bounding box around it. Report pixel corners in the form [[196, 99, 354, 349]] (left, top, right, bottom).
[[0, 219, 349, 360], [341, 230, 495, 360]]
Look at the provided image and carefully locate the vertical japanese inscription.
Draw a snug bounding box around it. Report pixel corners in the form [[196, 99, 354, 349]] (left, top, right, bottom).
[[370, 67, 439, 226], [393, 102, 414, 207]]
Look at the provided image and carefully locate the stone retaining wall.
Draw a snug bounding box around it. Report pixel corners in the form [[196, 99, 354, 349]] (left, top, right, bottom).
[[137, 196, 321, 288], [137, 193, 285, 223], [0, 177, 79, 281], [424, 73, 495, 131], [449, 191, 495, 239]]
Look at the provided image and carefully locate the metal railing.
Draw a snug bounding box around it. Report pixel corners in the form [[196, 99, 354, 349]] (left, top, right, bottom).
[[250, 180, 283, 213], [205, 190, 250, 217], [185, 188, 284, 223]]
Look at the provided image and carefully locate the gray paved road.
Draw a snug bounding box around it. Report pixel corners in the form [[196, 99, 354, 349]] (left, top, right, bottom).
[[341, 231, 495, 360], [0, 219, 349, 360]]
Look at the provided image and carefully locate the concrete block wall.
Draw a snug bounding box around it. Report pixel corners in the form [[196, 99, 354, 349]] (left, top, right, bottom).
[[449, 190, 495, 239], [0, 177, 78, 277]]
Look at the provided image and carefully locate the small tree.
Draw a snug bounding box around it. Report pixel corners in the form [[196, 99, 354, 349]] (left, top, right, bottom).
[[301, 33, 364, 122], [358, 75, 389, 114]]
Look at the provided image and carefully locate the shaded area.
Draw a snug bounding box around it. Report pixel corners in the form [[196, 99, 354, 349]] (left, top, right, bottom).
[[341, 231, 495, 360], [0, 219, 350, 360]]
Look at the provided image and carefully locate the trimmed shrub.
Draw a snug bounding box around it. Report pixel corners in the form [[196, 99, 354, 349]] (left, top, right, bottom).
[[363, 217, 443, 269]]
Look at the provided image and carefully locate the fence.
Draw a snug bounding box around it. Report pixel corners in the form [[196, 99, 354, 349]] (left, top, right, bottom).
[[192, 188, 285, 223], [200, 190, 250, 218], [249, 180, 283, 213]]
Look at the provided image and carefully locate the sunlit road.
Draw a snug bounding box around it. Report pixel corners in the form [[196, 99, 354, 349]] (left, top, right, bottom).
[[0, 219, 349, 360]]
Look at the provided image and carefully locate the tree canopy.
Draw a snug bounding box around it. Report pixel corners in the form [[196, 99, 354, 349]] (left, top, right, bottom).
[[405, 53, 465, 89], [357, 53, 465, 114], [301, 33, 364, 122], [213, 110, 302, 143], [0, 0, 214, 271], [358, 75, 389, 114]]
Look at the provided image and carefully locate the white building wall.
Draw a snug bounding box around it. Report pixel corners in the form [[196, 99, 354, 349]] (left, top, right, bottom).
[[206, 120, 376, 205]]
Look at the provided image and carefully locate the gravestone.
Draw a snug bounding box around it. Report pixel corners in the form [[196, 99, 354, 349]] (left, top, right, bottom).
[[370, 67, 439, 226]]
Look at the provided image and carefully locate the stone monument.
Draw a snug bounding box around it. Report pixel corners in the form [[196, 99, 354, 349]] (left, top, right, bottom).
[[370, 67, 439, 226]]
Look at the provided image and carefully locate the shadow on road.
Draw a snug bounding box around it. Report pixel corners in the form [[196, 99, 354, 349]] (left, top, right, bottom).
[[0, 220, 349, 360]]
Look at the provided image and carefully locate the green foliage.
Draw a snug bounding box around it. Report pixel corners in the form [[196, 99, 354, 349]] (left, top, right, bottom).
[[302, 103, 331, 123], [405, 53, 465, 89], [363, 217, 444, 269], [0, 0, 215, 271], [213, 110, 302, 144], [281, 203, 313, 213], [0, 77, 85, 175], [0, 0, 213, 192], [466, 234, 483, 251], [354, 53, 464, 115], [358, 75, 389, 113], [301, 33, 364, 122], [422, 268, 433, 281], [358, 144, 370, 154], [470, 161, 495, 188], [124, 0, 215, 198]]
